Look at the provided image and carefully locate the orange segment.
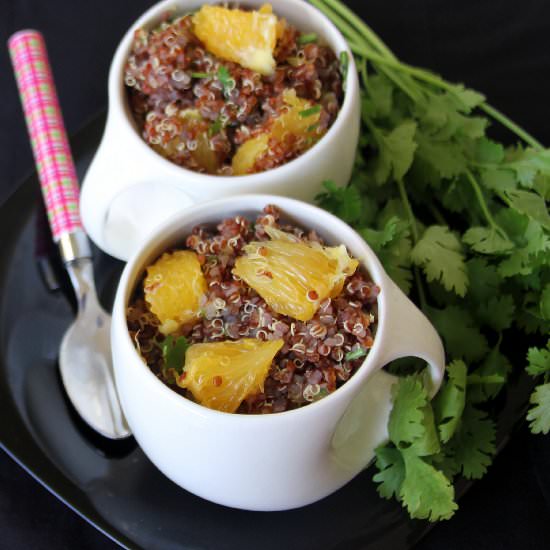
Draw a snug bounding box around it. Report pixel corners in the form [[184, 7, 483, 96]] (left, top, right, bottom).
[[193, 4, 278, 75], [232, 227, 359, 321], [144, 250, 207, 334], [150, 109, 219, 174], [231, 134, 269, 175], [232, 89, 325, 174], [177, 338, 284, 412]]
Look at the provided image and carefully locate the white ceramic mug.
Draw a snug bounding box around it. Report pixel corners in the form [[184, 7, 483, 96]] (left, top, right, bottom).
[[111, 195, 445, 511], [80, 0, 361, 261]]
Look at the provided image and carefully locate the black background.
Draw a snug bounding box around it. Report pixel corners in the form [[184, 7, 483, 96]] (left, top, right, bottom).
[[1, 1, 550, 548]]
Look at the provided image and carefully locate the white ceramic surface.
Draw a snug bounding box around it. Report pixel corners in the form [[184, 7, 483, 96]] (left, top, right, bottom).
[[111, 195, 446, 511], [80, 0, 361, 261]]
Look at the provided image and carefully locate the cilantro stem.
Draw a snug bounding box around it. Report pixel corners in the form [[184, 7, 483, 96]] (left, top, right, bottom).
[[358, 53, 421, 102], [310, 0, 421, 101], [465, 169, 506, 235], [297, 32, 318, 45], [396, 178, 427, 310], [478, 103, 543, 150], [309, 0, 364, 47], [360, 57, 369, 88], [427, 203, 447, 226], [396, 179, 419, 243], [414, 267, 428, 311]]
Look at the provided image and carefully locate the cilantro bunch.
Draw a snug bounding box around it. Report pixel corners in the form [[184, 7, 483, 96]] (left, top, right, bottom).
[[311, 0, 550, 521]]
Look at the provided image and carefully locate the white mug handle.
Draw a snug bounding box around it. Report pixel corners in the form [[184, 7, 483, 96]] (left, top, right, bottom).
[[375, 277, 445, 397], [332, 276, 445, 470], [80, 117, 195, 261]]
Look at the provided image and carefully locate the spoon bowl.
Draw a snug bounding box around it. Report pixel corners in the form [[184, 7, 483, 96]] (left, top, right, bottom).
[[60, 259, 129, 439]]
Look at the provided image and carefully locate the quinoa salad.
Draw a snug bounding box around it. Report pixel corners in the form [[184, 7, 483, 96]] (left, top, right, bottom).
[[124, 4, 344, 175], [127, 205, 380, 414]]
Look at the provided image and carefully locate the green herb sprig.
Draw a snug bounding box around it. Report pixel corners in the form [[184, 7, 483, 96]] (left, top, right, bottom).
[[297, 32, 318, 45], [160, 335, 190, 381], [312, 0, 550, 522], [299, 104, 322, 118], [217, 66, 236, 98]]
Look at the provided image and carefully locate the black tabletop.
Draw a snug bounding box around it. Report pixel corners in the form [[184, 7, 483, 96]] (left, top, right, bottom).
[[1, 1, 550, 549]]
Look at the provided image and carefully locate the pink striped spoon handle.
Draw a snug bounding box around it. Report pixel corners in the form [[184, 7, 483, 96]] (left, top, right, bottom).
[[9, 30, 82, 242]]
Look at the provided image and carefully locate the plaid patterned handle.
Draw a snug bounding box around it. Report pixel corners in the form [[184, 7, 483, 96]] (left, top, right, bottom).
[[9, 30, 82, 241]]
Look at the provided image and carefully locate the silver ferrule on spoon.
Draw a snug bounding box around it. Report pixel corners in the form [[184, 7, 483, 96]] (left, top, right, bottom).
[[58, 231, 92, 264], [9, 29, 131, 439]]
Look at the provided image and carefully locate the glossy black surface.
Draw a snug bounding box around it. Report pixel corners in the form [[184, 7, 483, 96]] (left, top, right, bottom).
[[0, 114, 537, 550]]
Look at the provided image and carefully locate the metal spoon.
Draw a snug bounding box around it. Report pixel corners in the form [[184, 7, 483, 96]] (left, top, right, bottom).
[[9, 30, 131, 439]]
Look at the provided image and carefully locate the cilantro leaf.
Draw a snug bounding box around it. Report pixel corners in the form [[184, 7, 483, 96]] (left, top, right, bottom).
[[504, 146, 550, 187], [498, 250, 534, 278], [359, 216, 412, 294], [480, 168, 517, 192], [363, 74, 393, 119], [517, 306, 550, 335], [476, 294, 515, 332], [415, 134, 467, 180], [434, 360, 467, 443], [361, 216, 413, 294], [217, 66, 235, 98], [526, 341, 550, 377], [361, 216, 404, 250], [445, 403, 496, 479], [373, 445, 405, 500], [534, 173, 550, 199], [388, 375, 428, 449], [466, 258, 501, 302], [462, 226, 514, 254], [446, 83, 485, 111], [474, 137, 505, 164], [527, 383, 550, 435], [504, 189, 550, 230], [468, 343, 511, 403], [411, 225, 468, 296], [371, 120, 417, 184], [540, 283, 550, 320], [400, 451, 457, 521], [160, 335, 190, 377], [441, 176, 477, 213], [428, 305, 489, 363], [412, 403, 441, 457], [497, 218, 550, 278], [316, 180, 363, 224]]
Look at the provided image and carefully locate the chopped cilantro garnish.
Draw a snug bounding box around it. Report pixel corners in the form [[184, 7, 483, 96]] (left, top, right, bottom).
[[208, 116, 223, 137], [217, 66, 235, 98], [160, 335, 190, 378], [191, 72, 212, 78], [312, 387, 330, 401], [299, 105, 322, 118], [345, 348, 368, 361], [297, 32, 318, 45], [339, 50, 349, 81], [307, 122, 319, 133]]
